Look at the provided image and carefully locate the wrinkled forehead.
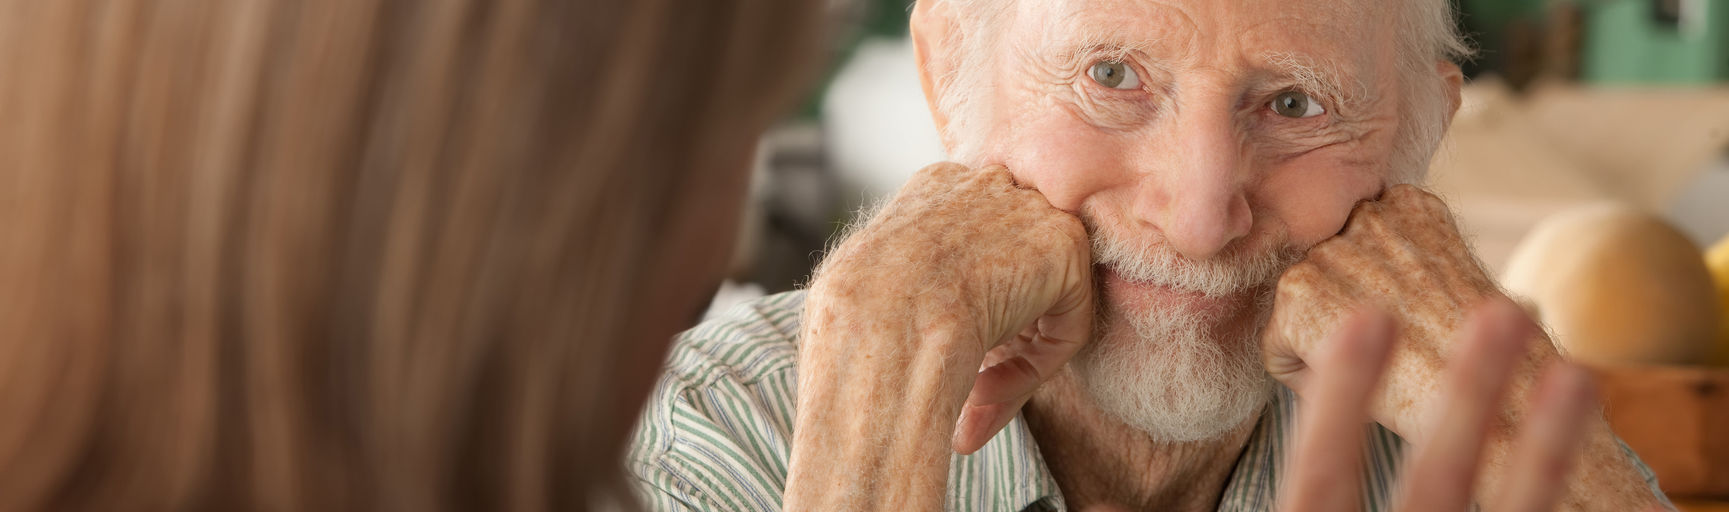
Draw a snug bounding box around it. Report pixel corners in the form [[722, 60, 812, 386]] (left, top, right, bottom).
[[1016, 0, 1396, 76]]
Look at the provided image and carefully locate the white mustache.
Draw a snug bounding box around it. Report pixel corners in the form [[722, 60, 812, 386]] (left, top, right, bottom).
[[1088, 223, 1300, 299]]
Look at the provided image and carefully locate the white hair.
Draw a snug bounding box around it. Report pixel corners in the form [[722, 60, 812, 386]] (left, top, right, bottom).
[[926, 0, 1012, 163], [1388, 0, 1475, 183], [929, 0, 1474, 182]]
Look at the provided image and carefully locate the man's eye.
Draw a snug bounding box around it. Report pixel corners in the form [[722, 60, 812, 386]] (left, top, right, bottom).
[[1088, 59, 1140, 90], [1270, 90, 1325, 118]]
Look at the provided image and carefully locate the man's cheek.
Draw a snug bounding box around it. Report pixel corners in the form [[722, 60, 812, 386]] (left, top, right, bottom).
[[992, 123, 1142, 212], [1255, 157, 1383, 250]]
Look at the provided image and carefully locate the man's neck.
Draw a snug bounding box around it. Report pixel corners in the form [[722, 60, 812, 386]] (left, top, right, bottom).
[[1022, 369, 1259, 512]]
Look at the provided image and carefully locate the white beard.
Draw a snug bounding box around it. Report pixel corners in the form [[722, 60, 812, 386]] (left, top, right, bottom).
[[1071, 298, 1274, 442], [1070, 214, 1295, 442]]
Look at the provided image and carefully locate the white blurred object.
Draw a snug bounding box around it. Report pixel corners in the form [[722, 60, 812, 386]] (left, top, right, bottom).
[[1666, 154, 1729, 247], [822, 37, 948, 209], [704, 280, 767, 321], [1517, 83, 1729, 210]]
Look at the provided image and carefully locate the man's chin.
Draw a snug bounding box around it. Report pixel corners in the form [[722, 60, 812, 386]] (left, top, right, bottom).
[[1071, 354, 1279, 442], [1072, 339, 1274, 443], [1074, 288, 1276, 443]]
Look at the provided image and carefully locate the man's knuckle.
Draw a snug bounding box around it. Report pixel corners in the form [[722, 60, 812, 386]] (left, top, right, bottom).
[[1274, 280, 1303, 304], [1051, 214, 1088, 244], [1341, 202, 1378, 232], [1279, 262, 1321, 287], [1356, 206, 1389, 229], [1308, 236, 1350, 262], [1386, 183, 1425, 200], [923, 161, 969, 178], [1386, 184, 1449, 216], [1424, 198, 1453, 222], [979, 164, 1024, 189], [1029, 217, 1083, 257]]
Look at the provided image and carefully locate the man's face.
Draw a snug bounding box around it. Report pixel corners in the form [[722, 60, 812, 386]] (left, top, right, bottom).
[[955, 0, 1414, 440]]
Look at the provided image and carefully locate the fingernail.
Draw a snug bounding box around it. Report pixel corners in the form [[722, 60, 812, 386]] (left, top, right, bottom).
[[953, 408, 970, 443]]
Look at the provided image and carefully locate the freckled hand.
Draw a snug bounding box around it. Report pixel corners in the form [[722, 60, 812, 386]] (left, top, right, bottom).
[[1263, 185, 1666, 510], [783, 163, 1096, 511]]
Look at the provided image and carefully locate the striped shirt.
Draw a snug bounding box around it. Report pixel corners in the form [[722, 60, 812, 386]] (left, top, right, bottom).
[[625, 291, 1670, 511]]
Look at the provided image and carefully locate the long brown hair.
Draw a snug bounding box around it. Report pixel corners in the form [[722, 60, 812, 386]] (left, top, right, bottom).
[[0, 1, 821, 510]]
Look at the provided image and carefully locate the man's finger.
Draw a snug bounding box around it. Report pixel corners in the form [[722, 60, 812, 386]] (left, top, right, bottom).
[[1395, 297, 1534, 512], [953, 325, 1088, 453], [1279, 308, 1397, 512], [1488, 363, 1596, 512], [955, 265, 1095, 453], [954, 349, 1040, 454]]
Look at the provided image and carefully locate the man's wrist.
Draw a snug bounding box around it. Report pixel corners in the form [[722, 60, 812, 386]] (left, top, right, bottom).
[[786, 280, 987, 511], [805, 269, 990, 356], [1472, 391, 1665, 510]]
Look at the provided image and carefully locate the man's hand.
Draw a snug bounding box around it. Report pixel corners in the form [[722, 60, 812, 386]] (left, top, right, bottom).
[[1279, 304, 1608, 511], [783, 163, 1093, 510], [1264, 185, 1505, 438], [1264, 185, 1664, 509]]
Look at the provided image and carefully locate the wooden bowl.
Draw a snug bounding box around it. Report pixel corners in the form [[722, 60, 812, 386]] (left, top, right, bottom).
[[1594, 364, 1729, 499]]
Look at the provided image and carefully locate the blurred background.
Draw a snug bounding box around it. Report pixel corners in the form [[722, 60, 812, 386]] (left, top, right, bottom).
[[718, 1, 1729, 506]]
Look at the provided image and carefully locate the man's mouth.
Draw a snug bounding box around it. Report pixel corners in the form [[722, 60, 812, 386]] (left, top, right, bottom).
[[1098, 264, 1254, 319]]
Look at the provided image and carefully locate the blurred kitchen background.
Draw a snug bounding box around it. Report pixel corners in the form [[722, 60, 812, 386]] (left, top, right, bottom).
[[718, 1, 1729, 506]]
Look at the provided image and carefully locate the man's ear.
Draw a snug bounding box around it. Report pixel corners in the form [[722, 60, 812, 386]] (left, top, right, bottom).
[[911, 0, 958, 137], [1437, 60, 1464, 128]]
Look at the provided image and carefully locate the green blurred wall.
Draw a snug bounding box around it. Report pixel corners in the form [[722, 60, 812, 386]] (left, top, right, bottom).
[[1581, 0, 1729, 83]]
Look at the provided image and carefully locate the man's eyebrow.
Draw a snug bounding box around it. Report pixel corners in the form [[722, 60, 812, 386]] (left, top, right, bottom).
[[1043, 30, 1154, 65], [1261, 51, 1375, 108], [1037, 9, 1162, 63]]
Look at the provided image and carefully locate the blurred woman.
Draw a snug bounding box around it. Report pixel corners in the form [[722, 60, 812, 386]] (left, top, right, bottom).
[[0, 1, 822, 510]]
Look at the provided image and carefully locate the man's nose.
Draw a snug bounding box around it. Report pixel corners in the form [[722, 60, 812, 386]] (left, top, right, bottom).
[[1132, 108, 1253, 260]]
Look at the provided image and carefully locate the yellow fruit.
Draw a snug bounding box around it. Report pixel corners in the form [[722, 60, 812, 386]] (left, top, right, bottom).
[[1709, 235, 1729, 365], [1501, 203, 1722, 366]]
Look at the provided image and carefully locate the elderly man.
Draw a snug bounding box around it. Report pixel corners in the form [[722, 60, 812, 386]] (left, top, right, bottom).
[[626, 0, 1671, 510]]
